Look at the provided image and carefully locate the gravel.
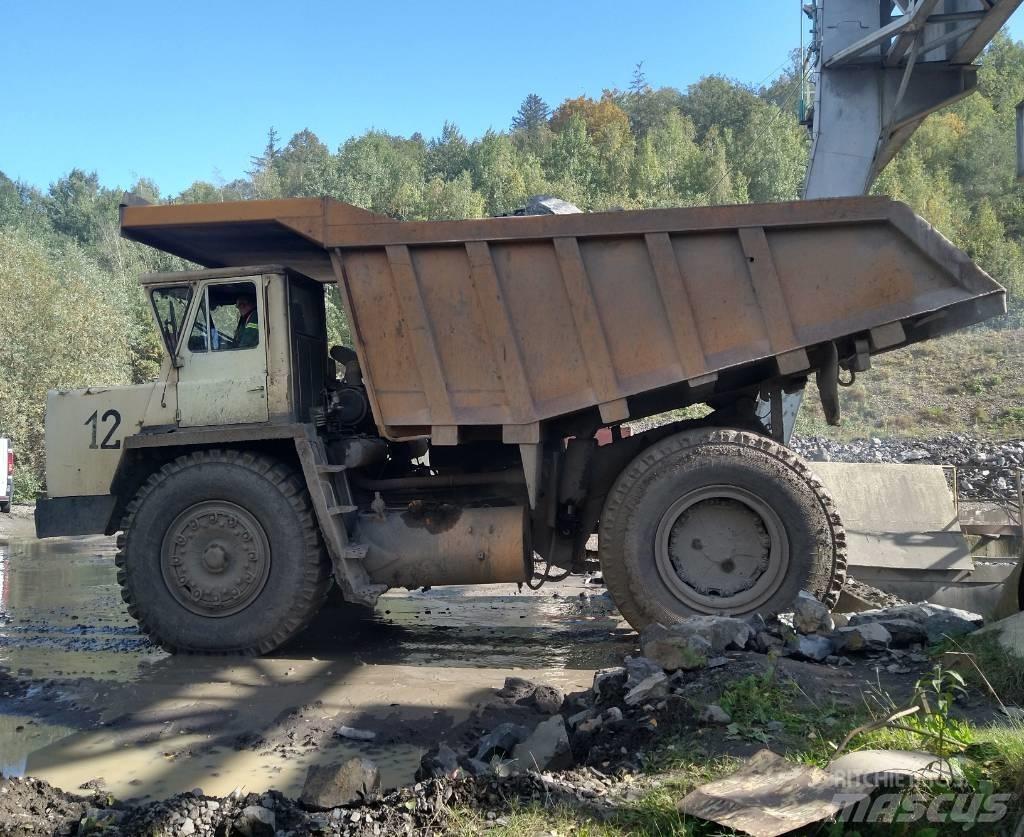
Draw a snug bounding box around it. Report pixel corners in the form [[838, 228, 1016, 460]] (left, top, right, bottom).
[[791, 435, 1024, 502]]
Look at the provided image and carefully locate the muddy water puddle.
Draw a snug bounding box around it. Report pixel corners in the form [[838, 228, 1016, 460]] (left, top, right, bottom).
[[0, 533, 634, 800]]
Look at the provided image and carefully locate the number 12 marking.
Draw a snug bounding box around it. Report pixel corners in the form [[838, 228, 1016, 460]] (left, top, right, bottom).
[[85, 410, 122, 450]]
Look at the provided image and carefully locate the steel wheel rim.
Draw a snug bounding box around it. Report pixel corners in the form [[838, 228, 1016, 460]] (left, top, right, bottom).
[[160, 500, 271, 618], [654, 485, 789, 614]]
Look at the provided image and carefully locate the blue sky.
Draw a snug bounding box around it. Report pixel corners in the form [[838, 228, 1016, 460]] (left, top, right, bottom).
[[2, 1, 1022, 195]]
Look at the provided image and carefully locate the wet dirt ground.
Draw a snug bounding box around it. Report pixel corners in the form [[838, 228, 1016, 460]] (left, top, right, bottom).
[[0, 521, 633, 802]]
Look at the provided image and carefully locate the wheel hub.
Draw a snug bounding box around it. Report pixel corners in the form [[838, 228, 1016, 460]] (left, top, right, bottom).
[[669, 498, 771, 596], [161, 501, 271, 618], [654, 485, 789, 613]]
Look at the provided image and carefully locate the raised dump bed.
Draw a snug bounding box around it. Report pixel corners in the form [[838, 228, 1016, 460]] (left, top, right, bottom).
[[121, 196, 1005, 441], [56, 194, 1005, 655]]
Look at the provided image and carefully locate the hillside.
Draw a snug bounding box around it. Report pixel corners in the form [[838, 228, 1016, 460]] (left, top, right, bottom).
[[797, 327, 1024, 440]]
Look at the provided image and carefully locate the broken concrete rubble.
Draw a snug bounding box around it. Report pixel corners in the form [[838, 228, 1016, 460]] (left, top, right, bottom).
[[677, 749, 872, 837], [827, 749, 954, 787]]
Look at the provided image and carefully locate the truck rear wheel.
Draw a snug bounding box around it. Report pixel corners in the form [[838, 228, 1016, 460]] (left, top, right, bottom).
[[116, 449, 331, 654], [598, 428, 846, 629]]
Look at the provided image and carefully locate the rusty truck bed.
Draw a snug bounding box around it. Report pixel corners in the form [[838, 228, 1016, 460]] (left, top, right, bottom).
[[121, 196, 1006, 440]]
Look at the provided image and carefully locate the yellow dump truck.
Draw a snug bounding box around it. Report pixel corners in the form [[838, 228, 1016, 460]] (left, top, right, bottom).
[[35, 196, 1005, 654]]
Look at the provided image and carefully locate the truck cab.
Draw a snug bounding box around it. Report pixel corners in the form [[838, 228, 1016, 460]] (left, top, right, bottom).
[[35, 265, 330, 538]]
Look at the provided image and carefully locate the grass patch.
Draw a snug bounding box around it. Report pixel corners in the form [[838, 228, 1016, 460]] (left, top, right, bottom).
[[447, 662, 1024, 835], [940, 633, 1024, 707]]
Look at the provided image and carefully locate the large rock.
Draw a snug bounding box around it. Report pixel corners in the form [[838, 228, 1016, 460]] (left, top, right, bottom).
[[528, 684, 565, 714], [299, 758, 380, 809], [850, 603, 982, 644], [474, 722, 530, 761], [497, 676, 537, 702], [920, 605, 983, 642], [624, 671, 669, 707], [793, 590, 835, 635], [831, 622, 892, 653], [639, 624, 713, 671], [512, 715, 573, 771], [875, 618, 927, 647]]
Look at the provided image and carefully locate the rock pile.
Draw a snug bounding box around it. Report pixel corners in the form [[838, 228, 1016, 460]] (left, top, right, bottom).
[[413, 592, 984, 787], [791, 435, 1024, 502]]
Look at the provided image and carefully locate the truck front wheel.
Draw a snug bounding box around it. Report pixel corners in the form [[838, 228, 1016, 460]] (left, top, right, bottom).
[[116, 450, 331, 654], [599, 428, 846, 629]]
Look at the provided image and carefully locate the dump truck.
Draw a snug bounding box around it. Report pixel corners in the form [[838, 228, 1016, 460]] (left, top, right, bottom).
[[34, 196, 1005, 654]]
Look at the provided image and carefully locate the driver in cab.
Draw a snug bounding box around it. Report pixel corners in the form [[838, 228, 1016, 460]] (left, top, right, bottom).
[[234, 293, 259, 349]]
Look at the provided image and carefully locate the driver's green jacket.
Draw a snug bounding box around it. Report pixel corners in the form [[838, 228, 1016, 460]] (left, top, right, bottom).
[[234, 310, 259, 348]]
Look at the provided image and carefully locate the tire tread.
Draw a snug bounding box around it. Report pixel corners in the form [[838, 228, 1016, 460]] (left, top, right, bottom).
[[115, 449, 330, 655]]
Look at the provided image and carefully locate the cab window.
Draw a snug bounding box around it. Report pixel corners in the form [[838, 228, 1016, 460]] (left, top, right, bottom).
[[151, 286, 193, 354], [186, 281, 260, 353]]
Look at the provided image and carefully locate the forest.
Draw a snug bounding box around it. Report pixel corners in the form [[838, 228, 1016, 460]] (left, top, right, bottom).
[[2, 36, 1024, 500]]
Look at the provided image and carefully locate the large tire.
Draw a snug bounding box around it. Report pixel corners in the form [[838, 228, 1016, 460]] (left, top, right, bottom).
[[116, 449, 331, 654], [599, 428, 846, 630]]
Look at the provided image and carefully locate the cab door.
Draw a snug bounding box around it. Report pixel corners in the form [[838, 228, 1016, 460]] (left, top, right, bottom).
[[177, 278, 270, 427]]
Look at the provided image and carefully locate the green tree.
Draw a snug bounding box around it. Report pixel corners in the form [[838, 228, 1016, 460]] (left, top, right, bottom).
[[277, 129, 336, 197], [335, 131, 426, 219], [0, 227, 133, 496], [45, 169, 118, 247], [426, 122, 471, 181], [470, 131, 545, 215], [511, 93, 550, 133]]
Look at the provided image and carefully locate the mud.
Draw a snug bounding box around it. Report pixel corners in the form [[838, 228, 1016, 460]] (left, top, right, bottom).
[[0, 527, 631, 802]]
